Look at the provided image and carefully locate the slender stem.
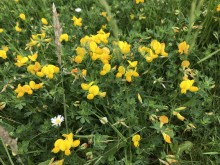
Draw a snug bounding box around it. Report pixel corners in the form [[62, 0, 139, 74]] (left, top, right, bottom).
[[0, 157, 6, 165], [1, 138, 14, 165], [62, 79, 68, 133]]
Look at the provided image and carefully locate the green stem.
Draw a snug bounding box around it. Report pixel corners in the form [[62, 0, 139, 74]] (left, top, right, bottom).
[[1, 138, 14, 165], [0, 157, 6, 165], [61, 77, 68, 133]]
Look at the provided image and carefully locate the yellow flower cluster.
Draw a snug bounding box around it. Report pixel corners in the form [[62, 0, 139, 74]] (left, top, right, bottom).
[[52, 133, 80, 156], [74, 29, 111, 64], [26, 33, 51, 49], [180, 79, 198, 94], [139, 40, 168, 63], [15, 53, 38, 67], [36, 64, 60, 79], [90, 43, 111, 64], [81, 82, 106, 100], [72, 16, 82, 26], [177, 41, 199, 94], [14, 81, 43, 98], [0, 28, 4, 33], [0, 46, 8, 59], [132, 134, 141, 147], [81, 29, 110, 45], [116, 61, 139, 82]]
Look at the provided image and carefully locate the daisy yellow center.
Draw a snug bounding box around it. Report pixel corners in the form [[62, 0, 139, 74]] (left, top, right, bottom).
[[55, 119, 61, 124]]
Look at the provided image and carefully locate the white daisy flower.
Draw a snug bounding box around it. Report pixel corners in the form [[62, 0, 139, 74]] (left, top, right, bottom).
[[100, 117, 108, 124], [51, 115, 64, 126], [75, 8, 82, 12]]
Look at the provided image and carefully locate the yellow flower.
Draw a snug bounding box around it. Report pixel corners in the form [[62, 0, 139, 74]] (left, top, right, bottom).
[[72, 16, 82, 26], [15, 25, 22, 32], [181, 60, 190, 68], [76, 47, 86, 56], [81, 82, 94, 90], [41, 18, 48, 25], [52, 139, 72, 156], [150, 40, 161, 54], [0, 28, 4, 33], [72, 140, 80, 148], [101, 12, 107, 17], [87, 94, 94, 100], [162, 132, 171, 143], [41, 65, 59, 79], [0, 50, 7, 59], [59, 34, 69, 42], [180, 79, 199, 94], [159, 115, 169, 124], [118, 41, 131, 54], [116, 66, 126, 78], [89, 41, 98, 52], [216, 4, 220, 12], [132, 134, 141, 142], [15, 55, 28, 67], [159, 115, 169, 128], [81, 69, 87, 77], [28, 53, 38, 61], [132, 134, 141, 148], [27, 62, 41, 74], [89, 85, 99, 96], [100, 64, 111, 76], [74, 55, 83, 63], [127, 60, 138, 68], [160, 43, 168, 57], [133, 141, 139, 147], [178, 41, 189, 55], [125, 69, 139, 82], [19, 13, 26, 20], [29, 81, 43, 90], [98, 92, 106, 98], [52, 133, 80, 156], [14, 84, 25, 98], [136, 0, 144, 4], [23, 85, 33, 95]]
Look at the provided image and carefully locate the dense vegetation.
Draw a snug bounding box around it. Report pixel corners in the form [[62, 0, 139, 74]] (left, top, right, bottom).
[[0, 0, 220, 164]]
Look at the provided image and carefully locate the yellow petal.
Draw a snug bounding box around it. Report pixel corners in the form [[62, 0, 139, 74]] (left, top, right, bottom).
[[162, 132, 171, 143]]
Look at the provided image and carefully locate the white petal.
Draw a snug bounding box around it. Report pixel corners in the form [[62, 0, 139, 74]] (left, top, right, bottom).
[[75, 8, 82, 12]]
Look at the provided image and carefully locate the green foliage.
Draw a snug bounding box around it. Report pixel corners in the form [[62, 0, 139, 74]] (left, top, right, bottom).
[[0, 0, 220, 164]]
